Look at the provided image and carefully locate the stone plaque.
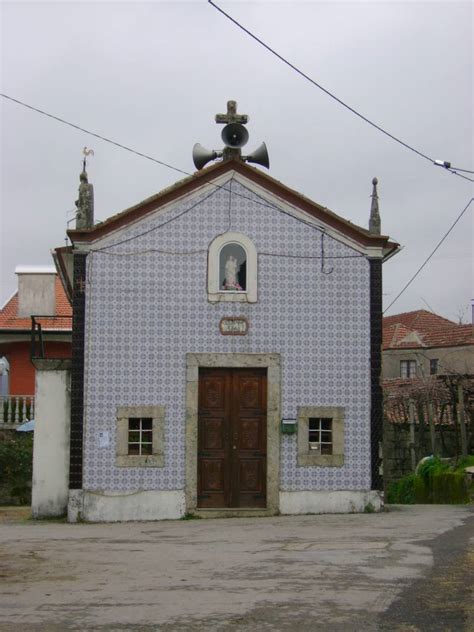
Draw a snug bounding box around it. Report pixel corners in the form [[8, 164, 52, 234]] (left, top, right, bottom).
[[219, 317, 249, 336]]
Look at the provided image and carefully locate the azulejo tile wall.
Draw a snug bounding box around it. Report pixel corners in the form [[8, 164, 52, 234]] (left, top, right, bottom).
[[83, 177, 371, 492]]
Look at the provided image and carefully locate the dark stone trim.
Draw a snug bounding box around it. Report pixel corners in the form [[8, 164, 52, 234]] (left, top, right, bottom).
[[369, 259, 383, 490], [69, 253, 87, 489]]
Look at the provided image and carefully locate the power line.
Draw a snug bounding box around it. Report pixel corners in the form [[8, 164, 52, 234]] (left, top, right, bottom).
[[383, 198, 473, 314], [1, 93, 190, 178], [208, 0, 474, 184], [449, 166, 474, 174], [4, 90, 469, 290], [0, 93, 329, 231], [93, 187, 220, 251]]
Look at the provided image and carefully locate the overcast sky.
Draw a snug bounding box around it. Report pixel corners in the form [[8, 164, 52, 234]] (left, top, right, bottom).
[[1, 0, 472, 321]]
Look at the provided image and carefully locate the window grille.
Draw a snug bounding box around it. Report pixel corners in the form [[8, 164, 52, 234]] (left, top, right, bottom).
[[128, 417, 153, 456], [308, 417, 333, 455]]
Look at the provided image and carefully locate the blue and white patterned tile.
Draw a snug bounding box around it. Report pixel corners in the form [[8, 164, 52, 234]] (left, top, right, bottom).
[[82, 176, 371, 492]]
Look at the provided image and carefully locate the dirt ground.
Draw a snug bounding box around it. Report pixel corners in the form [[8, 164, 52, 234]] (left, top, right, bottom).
[[0, 505, 472, 631], [0, 506, 31, 523]]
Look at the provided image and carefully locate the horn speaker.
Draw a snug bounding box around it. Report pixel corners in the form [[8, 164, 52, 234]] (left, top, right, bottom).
[[245, 142, 270, 169], [192, 143, 218, 170], [221, 123, 249, 148]]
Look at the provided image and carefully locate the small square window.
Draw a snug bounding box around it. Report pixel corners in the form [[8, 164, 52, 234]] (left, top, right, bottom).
[[308, 417, 333, 455], [116, 406, 165, 467], [127, 417, 154, 456], [430, 359, 439, 375], [298, 407, 344, 467]]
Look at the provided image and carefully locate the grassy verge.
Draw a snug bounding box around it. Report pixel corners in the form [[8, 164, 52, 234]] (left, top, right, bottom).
[[387, 456, 474, 504]]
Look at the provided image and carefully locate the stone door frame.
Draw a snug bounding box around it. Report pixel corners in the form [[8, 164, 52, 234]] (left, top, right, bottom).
[[185, 353, 281, 517]]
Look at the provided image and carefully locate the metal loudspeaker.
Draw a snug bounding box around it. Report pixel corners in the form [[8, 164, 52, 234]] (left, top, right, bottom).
[[221, 123, 249, 148], [244, 142, 270, 169], [192, 143, 218, 170]]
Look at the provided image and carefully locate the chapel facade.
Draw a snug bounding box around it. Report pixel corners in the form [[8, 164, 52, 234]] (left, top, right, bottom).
[[35, 103, 399, 521]]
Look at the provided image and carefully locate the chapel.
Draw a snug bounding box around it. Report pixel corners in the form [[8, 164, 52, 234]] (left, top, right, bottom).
[[32, 102, 399, 521]]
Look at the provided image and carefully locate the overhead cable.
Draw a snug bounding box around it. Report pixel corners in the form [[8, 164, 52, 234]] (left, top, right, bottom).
[[208, 1, 474, 184], [0, 93, 326, 227], [383, 197, 473, 314]]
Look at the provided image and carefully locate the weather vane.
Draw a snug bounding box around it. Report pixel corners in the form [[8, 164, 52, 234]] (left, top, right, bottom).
[[82, 146, 95, 170]]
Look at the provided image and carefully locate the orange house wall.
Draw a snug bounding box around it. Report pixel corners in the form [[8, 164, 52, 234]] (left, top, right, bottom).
[[1, 341, 71, 395]]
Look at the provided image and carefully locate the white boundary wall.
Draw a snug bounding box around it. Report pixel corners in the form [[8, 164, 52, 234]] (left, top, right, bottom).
[[31, 368, 70, 518]]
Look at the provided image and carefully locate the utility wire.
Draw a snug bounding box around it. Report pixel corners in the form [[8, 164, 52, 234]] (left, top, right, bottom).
[[4, 91, 470, 291], [1, 93, 190, 178], [383, 198, 473, 314], [0, 93, 329, 230], [208, 1, 474, 184], [448, 167, 474, 174]]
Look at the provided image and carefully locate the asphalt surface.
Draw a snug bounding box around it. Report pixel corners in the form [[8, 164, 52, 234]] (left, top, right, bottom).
[[0, 505, 472, 631]]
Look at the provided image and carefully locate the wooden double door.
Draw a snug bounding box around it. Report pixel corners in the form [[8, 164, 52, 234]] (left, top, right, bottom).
[[198, 368, 267, 508]]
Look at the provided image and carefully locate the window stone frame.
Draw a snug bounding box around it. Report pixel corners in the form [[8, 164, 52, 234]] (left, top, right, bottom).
[[297, 406, 345, 467], [116, 406, 165, 467], [207, 232, 257, 303]]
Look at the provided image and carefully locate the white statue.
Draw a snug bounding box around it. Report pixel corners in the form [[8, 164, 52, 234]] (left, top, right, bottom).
[[223, 255, 242, 290]]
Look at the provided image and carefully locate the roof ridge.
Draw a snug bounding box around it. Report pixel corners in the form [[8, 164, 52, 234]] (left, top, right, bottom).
[[66, 159, 399, 257]]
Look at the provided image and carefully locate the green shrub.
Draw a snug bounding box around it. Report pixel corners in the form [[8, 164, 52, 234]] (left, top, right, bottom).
[[417, 456, 449, 482], [387, 474, 416, 504], [0, 434, 33, 505], [455, 455, 474, 472], [389, 455, 473, 505], [432, 471, 469, 504], [413, 475, 429, 503]]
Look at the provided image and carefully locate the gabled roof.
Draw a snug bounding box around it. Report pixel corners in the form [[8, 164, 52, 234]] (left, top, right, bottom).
[[0, 276, 72, 332], [383, 309, 473, 350], [66, 158, 399, 257]]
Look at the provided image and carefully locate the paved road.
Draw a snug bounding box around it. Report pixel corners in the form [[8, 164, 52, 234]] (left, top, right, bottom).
[[0, 505, 472, 631]]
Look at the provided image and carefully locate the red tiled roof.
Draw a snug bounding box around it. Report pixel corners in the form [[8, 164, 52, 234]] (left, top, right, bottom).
[[383, 310, 473, 350], [0, 276, 72, 331]]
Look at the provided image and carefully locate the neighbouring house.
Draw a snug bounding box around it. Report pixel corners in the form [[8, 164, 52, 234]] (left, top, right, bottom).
[[382, 309, 473, 379], [382, 310, 473, 484], [32, 101, 400, 521], [0, 267, 72, 425]]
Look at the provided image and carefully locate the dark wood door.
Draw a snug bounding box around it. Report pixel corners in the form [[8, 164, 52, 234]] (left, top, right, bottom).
[[198, 368, 267, 508]]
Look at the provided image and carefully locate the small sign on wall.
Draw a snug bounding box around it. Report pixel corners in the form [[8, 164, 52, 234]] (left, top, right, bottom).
[[98, 431, 110, 448], [219, 317, 249, 336]]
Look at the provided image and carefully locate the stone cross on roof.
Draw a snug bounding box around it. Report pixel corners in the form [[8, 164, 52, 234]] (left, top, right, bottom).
[[215, 100, 248, 125]]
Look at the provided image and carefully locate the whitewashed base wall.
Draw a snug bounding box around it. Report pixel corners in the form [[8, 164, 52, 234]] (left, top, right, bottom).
[[279, 490, 383, 514], [67, 488, 382, 522], [68, 489, 185, 522]]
